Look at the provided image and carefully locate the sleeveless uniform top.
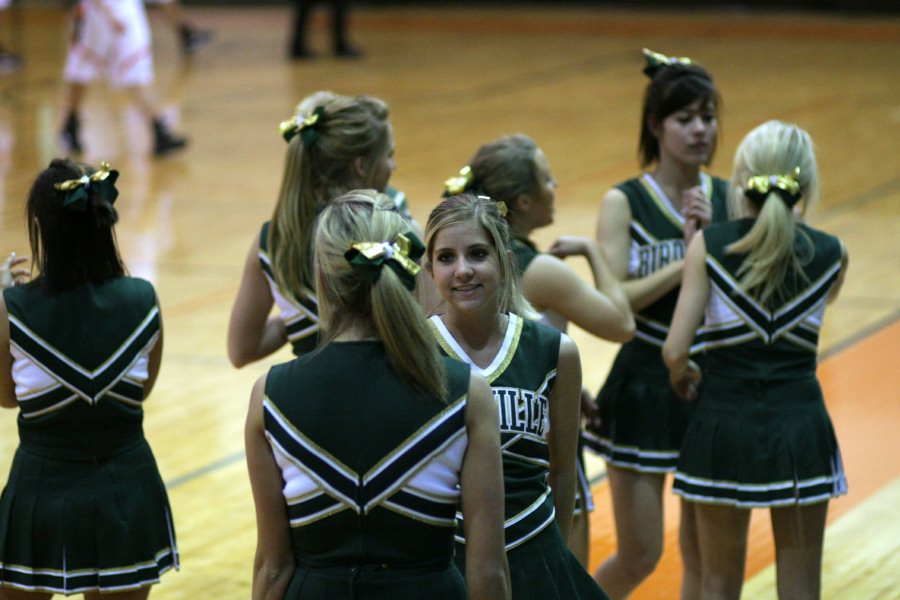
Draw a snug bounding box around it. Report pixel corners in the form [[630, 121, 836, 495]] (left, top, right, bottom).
[[5, 277, 160, 457], [585, 173, 729, 472], [429, 314, 561, 551], [263, 342, 471, 569], [259, 221, 320, 355], [699, 219, 843, 379], [621, 172, 729, 348], [673, 219, 847, 507], [0, 277, 177, 594]]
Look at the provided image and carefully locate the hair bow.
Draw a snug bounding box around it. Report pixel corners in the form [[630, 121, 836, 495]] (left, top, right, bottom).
[[745, 167, 803, 207], [279, 105, 325, 148], [444, 165, 474, 196], [642, 48, 694, 79], [53, 161, 119, 210], [344, 231, 425, 291]]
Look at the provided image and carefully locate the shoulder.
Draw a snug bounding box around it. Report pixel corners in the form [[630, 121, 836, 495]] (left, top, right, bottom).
[[519, 315, 562, 354], [799, 223, 843, 261], [613, 176, 643, 197], [116, 277, 159, 304], [703, 219, 749, 247]]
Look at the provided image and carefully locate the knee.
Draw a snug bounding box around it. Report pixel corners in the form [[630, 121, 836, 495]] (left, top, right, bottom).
[[618, 544, 662, 582]]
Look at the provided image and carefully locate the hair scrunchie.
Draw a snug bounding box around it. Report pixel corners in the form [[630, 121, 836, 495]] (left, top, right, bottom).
[[745, 168, 803, 207]]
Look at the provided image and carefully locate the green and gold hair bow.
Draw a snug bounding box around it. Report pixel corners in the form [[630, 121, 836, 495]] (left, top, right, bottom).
[[344, 231, 425, 291], [53, 161, 119, 210], [642, 48, 694, 79], [444, 165, 474, 196], [279, 105, 326, 148], [745, 167, 803, 207]]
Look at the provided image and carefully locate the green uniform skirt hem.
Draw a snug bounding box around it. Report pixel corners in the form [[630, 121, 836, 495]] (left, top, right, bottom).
[[0, 440, 179, 594]]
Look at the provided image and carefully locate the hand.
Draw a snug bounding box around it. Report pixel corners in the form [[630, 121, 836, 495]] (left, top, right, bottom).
[[0, 252, 29, 288], [670, 359, 701, 401], [547, 235, 591, 260], [682, 186, 712, 244], [580, 386, 601, 432]]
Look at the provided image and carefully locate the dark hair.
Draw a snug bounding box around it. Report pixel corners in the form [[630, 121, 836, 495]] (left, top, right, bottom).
[[638, 63, 721, 168], [468, 134, 539, 205], [27, 158, 125, 294]]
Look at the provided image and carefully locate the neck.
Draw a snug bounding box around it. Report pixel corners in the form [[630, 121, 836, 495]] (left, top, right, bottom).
[[653, 157, 703, 207], [506, 216, 532, 240], [441, 309, 507, 352], [332, 318, 378, 342], [653, 157, 701, 190]]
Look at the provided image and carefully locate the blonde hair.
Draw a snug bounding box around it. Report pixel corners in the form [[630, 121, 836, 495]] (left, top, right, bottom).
[[316, 190, 447, 401], [726, 120, 819, 306], [270, 95, 391, 300], [425, 192, 535, 318]]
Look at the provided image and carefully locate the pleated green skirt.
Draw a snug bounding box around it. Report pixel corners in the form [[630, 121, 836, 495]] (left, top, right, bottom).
[[0, 438, 178, 595]]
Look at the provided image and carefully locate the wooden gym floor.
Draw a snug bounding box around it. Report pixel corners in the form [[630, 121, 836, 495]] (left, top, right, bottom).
[[0, 3, 898, 598]]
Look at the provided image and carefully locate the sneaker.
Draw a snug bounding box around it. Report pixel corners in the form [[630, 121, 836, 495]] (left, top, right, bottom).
[[334, 42, 363, 59], [60, 112, 83, 154], [289, 42, 317, 60], [180, 26, 212, 55], [152, 118, 188, 156]]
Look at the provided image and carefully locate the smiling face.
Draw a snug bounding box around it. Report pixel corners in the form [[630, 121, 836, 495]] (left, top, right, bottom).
[[428, 219, 501, 317], [656, 97, 718, 168]]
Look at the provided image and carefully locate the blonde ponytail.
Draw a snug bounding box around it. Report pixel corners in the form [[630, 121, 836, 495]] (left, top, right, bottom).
[[726, 121, 818, 306], [316, 190, 447, 401]]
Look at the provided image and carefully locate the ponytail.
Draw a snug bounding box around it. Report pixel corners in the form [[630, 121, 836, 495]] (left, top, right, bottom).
[[726, 121, 818, 306], [316, 190, 447, 401]]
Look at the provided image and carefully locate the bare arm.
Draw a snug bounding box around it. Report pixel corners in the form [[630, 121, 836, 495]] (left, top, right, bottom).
[[227, 234, 287, 368], [144, 303, 164, 398], [662, 234, 709, 401], [0, 296, 16, 409], [461, 372, 511, 600], [546, 334, 581, 541], [596, 188, 684, 312], [246, 375, 294, 599], [523, 247, 634, 343], [520, 254, 634, 342], [827, 240, 849, 304]]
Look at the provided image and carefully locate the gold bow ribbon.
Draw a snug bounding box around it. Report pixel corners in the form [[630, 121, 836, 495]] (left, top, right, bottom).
[[345, 232, 425, 291], [280, 106, 324, 146], [53, 161, 118, 208], [444, 165, 474, 196], [54, 161, 114, 192], [642, 48, 694, 78], [745, 167, 803, 207]]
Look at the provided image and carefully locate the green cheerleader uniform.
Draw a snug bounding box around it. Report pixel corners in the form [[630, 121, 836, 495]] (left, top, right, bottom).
[[0, 278, 177, 595], [430, 314, 609, 600], [584, 173, 728, 472], [673, 219, 847, 506], [259, 221, 321, 355], [263, 341, 472, 599], [511, 237, 593, 516]]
